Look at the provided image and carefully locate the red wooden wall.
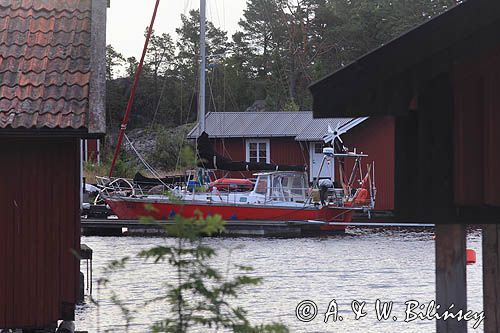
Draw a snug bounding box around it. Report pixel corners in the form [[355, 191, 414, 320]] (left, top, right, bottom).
[[211, 137, 309, 179], [210, 117, 395, 211], [0, 138, 80, 328], [343, 117, 395, 211], [269, 137, 309, 166], [454, 46, 500, 206], [212, 138, 246, 161], [85, 139, 99, 162]]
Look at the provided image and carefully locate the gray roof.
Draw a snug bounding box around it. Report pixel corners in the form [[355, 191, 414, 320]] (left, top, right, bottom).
[[187, 112, 368, 141]]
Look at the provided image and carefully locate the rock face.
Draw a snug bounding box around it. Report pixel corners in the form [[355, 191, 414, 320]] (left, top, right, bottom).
[[245, 100, 266, 112], [122, 123, 195, 170], [123, 128, 156, 155]]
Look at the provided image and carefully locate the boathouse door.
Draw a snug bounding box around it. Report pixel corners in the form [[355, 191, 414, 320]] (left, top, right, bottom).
[[309, 142, 334, 182]]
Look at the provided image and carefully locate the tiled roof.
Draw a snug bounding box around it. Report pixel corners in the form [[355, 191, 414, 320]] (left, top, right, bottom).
[[0, 0, 92, 129], [187, 112, 368, 141]]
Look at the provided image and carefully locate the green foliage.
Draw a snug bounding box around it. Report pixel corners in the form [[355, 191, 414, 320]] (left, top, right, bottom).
[[283, 99, 299, 112], [83, 147, 138, 183], [178, 145, 197, 170], [97, 214, 288, 333], [106, 44, 125, 80], [112, 157, 137, 178], [125, 56, 139, 77], [83, 157, 135, 183], [83, 160, 109, 184], [148, 124, 195, 171], [145, 29, 175, 78]]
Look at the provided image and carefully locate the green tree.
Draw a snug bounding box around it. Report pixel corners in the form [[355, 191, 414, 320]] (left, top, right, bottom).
[[312, 0, 460, 76], [125, 56, 139, 77], [145, 30, 175, 97], [106, 44, 125, 80], [148, 124, 195, 171], [238, 0, 288, 109], [175, 10, 232, 120], [235, 0, 460, 110], [176, 10, 231, 69]]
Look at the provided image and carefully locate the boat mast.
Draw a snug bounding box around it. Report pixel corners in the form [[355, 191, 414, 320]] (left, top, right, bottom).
[[108, 0, 162, 177], [198, 0, 206, 134]]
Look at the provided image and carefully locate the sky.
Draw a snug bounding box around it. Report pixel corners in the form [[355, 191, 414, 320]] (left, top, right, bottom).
[[106, 0, 248, 59]]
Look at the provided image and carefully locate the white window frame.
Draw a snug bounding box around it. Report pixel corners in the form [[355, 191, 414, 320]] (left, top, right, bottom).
[[245, 139, 270, 163]]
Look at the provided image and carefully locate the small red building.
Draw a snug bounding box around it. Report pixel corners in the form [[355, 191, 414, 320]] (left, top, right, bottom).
[[0, 0, 107, 330], [188, 112, 394, 211], [82, 138, 102, 164]]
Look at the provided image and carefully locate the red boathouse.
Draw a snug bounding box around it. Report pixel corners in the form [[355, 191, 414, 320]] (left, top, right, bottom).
[[188, 112, 395, 211], [0, 0, 107, 330]]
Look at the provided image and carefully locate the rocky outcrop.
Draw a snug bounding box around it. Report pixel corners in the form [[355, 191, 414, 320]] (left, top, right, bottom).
[[244, 100, 266, 112]]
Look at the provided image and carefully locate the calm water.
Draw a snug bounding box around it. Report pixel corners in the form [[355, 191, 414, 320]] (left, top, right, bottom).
[[76, 228, 483, 332]]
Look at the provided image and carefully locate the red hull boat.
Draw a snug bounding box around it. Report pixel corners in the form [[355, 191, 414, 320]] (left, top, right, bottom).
[[100, 167, 374, 235], [105, 196, 352, 232]]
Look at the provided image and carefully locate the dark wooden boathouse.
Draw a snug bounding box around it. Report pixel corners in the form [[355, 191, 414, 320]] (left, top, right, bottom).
[[310, 0, 500, 332], [0, 0, 106, 330]]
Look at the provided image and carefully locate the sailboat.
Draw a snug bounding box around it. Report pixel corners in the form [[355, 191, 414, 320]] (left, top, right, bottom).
[[98, 0, 376, 234]]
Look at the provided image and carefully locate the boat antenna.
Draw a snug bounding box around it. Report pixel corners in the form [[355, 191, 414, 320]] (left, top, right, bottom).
[[108, 0, 162, 177], [198, 0, 207, 134]]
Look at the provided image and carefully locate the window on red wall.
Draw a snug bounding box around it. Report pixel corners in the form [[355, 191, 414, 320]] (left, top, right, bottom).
[[246, 139, 270, 163]]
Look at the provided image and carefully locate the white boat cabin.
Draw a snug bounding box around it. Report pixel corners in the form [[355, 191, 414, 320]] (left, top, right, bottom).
[[250, 171, 308, 204], [180, 171, 310, 207]]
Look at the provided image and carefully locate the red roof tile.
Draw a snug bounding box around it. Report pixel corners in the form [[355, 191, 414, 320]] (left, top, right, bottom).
[[0, 0, 92, 129]]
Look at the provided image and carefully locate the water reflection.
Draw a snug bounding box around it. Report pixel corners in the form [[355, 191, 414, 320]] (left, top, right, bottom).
[[76, 228, 483, 332]]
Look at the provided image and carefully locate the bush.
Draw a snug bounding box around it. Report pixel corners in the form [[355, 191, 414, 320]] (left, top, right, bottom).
[[149, 124, 195, 171]]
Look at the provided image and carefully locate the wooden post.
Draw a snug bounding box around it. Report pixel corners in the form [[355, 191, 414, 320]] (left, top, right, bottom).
[[436, 224, 467, 333], [483, 224, 500, 333]]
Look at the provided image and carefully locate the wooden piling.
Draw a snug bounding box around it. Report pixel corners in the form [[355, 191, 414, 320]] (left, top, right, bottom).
[[435, 224, 467, 333], [483, 224, 500, 333]]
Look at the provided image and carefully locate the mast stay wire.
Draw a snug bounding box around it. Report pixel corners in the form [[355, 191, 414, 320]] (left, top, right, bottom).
[[207, 0, 236, 161], [149, 70, 170, 130], [124, 134, 170, 188]]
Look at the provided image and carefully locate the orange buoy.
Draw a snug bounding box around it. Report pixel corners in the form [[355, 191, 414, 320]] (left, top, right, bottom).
[[466, 249, 476, 265]]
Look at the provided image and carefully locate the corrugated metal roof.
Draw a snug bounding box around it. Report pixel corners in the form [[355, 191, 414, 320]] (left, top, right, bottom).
[[0, 0, 92, 129], [187, 112, 367, 141]]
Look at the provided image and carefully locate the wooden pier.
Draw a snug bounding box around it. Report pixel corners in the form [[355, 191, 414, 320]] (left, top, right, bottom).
[[82, 218, 308, 237], [81, 217, 435, 237]]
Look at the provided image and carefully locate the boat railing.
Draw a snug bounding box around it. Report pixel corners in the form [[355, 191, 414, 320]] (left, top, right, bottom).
[[308, 186, 375, 210], [95, 177, 375, 210], [188, 185, 243, 205], [96, 177, 152, 196]]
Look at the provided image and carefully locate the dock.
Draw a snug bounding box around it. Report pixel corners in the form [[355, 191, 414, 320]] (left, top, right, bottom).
[[82, 218, 307, 237], [81, 217, 435, 237]]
